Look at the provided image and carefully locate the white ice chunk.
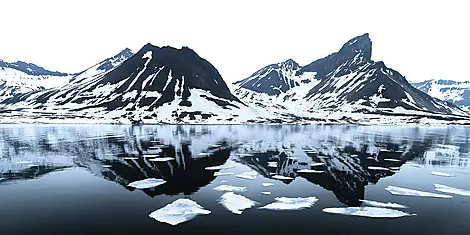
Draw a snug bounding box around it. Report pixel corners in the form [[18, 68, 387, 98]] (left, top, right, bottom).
[[214, 172, 234, 176], [272, 175, 293, 180], [28, 164, 39, 167], [297, 169, 324, 174], [218, 192, 256, 214], [124, 157, 139, 160], [367, 157, 375, 160], [368, 166, 390, 171], [148, 199, 211, 226], [143, 154, 158, 158], [262, 192, 272, 195], [236, 171, 258, 180], [430, 171, 454, 177], [236, 153, 254, 157], [360, 199, 408, 209], [268, 162, 278, 167], [322, 207, 415, 218], [384, 158, 401, 162], [310, 163, 325, 166], [16, 161, 33, 164], [385, 186, 452, 199], [214, 185, 247, 192], [128, 178, 166, 189], [259, 197, 318, 210], [102, 165, 112, 168], [149, 157, 175, 162], [434, 184, 470, 196], [262, 183, 274, 187], [205, 165, 236, 170]]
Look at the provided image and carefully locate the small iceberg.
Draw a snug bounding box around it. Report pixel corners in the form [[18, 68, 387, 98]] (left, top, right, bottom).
[[351, 154, 359, 157], [16, 161, 33, 164], [311, 163, 325, 167], [268, 162, 278, 168], [214, 185, 247, 192], [430, 171, 454, 177], [28, 164, 39, 168], [148, 199, 211, 226], [124, 157, 139, 160], [261, 192, 272, 195], [259, 196, 318, 210], [214, 172, 234, 176], [236, 171, 258, 180], [272, 175, 293, 180], [367, 157, 375, 160], [385, 186, 452, 199], [143, 154, 158, 158], [102, 165, 112, 168], [297, 169, 324, 174], [262, 183, 274, 187], [368, 166, 390, 171], [149, 157, 175, 162], [198, 152, 211, 156], [384, 158, 401, 162], [218, 192, 256, 214], [322, 207, 415, 218], [205, 165, 236, 171], [360, 199, 408, 209], [434, 184, 470, 196], [128, 178, 166, 189]]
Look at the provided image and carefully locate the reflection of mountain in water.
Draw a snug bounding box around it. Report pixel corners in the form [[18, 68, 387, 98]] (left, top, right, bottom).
[[235, 144, 415, 206], [80, 142, 231, 197]]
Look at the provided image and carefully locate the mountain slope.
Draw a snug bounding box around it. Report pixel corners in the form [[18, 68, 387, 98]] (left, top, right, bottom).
[[0, 44, 260, 124], [233, 34, 469, 120], [0, 59, 70, 101], [411, 79, 470, 112]]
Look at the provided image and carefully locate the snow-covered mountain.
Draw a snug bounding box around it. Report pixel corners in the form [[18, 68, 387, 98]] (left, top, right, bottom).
[[0, 59, 70, 101], [0, 44, 261, 124], [411, 79, 470, 112], [233, 34, 469, 121]]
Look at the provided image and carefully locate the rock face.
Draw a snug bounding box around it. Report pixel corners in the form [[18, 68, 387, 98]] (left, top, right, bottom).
[[233, 33, 468, 118], [0, 44, 256, 124], [411, 79, 470, 112]]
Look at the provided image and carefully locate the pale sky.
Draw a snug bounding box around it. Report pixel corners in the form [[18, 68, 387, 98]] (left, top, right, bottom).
[[1, 0, 469, 83]]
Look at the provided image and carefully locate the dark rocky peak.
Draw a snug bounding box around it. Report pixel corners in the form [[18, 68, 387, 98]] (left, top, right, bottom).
[[297, 33, 372, 79]]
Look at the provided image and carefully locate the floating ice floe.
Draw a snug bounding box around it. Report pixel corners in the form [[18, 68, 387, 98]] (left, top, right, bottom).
[[102, 165, 112, 168], [148, 199, 211, 226], [259, 197, 318, 210], [297, 169, 324, 174], [128, 178, 166, 189], [214, 172, 234, 176], [143, 154, 158, 158], [310, 163, 325, 167], [272, 175, 294, 180], [236, 153, 254, 157], [268, 162, 278, 168], [218, 192, 256, 214], [124, 157, 139, 160], [430, 172, 454, 177], [149, 157, 175, 162], [262, 183, 274, 187], [322, 207, 415, 218], [261, 192, 272, 195], [236, 171, 258, 180], [384, 158, 401, 162], [214, 185, 247, 192], [385, 186, 452, 199], [367, 157, 376, 160], [351, 154, 359, 157], [368, 166, 390, 171], [205, 165, 236, 171], [16, 161, 33, 164], [434, 184, 470, 196], [198, 152, 211, 156], [359, 199, 408, 209]]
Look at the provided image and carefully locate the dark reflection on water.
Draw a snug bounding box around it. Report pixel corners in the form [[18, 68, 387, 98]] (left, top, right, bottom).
[[0, 124, 470, 235]]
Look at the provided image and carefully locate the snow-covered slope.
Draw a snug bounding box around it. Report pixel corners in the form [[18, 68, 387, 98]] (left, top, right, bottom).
[[411, 79, 470, 112], [0, 60, 70, 101], [233, 34, 469, 121], [0, 44, 264, 124]]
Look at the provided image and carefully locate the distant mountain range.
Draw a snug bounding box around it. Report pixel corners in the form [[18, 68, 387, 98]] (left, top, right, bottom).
[[411, 80, 470, 112], [1, 34, 469, 124]]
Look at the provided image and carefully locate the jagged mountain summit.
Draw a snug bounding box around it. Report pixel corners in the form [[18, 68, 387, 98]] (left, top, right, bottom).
[[0, 59, 71, 101], [411, 79, 470, 112], [0, 44, 259, 124], [233, 33, 469, 122]]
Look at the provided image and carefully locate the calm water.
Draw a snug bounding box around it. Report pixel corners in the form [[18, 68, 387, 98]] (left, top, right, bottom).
[[1, 124, 469, 235]]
